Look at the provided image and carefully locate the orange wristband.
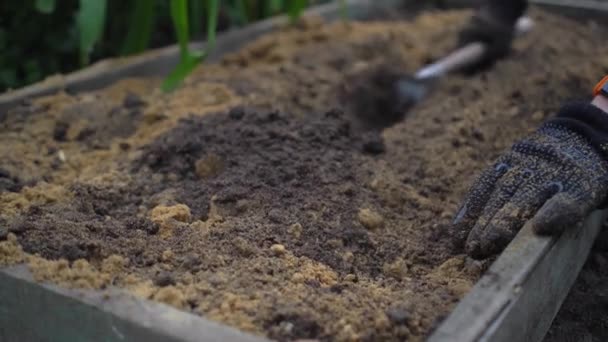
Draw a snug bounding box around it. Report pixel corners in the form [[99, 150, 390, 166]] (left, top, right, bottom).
[[594, 75, 608, 97]]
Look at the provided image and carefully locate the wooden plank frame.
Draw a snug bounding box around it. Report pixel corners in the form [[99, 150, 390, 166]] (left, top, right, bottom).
[[0, 265, 269, 342], [1, 1, 607, 341], [429, 211, 608, 342]]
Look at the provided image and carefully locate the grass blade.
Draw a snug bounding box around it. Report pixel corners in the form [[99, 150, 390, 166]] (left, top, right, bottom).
[[77, 0, 107, 66], [121, 0, 156, 55], [35, 0, 56, 14]]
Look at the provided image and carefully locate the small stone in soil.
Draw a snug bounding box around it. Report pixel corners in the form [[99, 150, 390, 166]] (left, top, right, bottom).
[[0, 172, 21, 193], [361, 132, 386, 155], [270, 244, 287, 256], [60, 241, 102, 262], [233, 237, 257, 257], [471, 128, 485, 142], [195, 154, 224, 179], [7, 220, 28, 234], [228, 106, 246, 120], [268, 209, 283, 223], [53, 121, 70, 142], [383, 258, 408, 280], [235, 200, 249, 213], [154, 271, 177, 287], [358, 208, 384, 230], [125, 217, 159, 235], [385, 306, 411, 325], [123, 93, 146, 109], [50, 157, 62, 170], [153, 286, 185, 308], [182, 253, 201, 269], [288, 223, 303, 238]]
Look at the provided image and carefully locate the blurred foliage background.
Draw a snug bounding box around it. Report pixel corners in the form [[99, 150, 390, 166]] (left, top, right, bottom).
[[0, 0, 329, 92]]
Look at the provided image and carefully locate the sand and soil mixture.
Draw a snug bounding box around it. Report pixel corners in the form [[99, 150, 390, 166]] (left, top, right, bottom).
[[1, 7, 608, 341]]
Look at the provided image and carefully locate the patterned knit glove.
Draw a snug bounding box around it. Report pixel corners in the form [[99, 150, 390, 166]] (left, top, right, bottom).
[[452, 103, 608, 259]]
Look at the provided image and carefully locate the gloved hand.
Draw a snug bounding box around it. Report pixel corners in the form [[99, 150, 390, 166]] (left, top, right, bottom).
[[452, 103, 608, 259], [458, 0, 528, 70]]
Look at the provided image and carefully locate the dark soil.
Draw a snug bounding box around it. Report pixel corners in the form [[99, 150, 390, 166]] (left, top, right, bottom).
[[136, 108, 401, 279], [340, 65, 414, 130], [544, 230, 608, 342], [1, 8, 608, 342]]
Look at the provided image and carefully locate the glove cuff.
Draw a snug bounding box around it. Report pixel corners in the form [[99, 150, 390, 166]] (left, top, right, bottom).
[[543, 101, 608, 159]]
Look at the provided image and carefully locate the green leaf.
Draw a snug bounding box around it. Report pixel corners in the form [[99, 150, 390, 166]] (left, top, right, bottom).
[[263, 0, 282, 17], [233, 0, 249, 25], [163, 0, 218, 92], [35, 0, 56, 14], [339, 0, 348, 20], [164, 0, 195, 92], [161, 54, 204, 92], [77, 0, 107, 66], [269, 0, 283, 14], [0, 69, 17, 88], [121, 0, 156, 55], [24, 60, 42, 84], [189, 0, 204, 36], [170, 0, 190, 63], [287, 0, 307, 23], [206, 0, 219, 50]]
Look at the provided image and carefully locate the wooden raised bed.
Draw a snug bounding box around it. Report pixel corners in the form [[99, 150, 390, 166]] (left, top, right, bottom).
[[1, 1, 607, 341]]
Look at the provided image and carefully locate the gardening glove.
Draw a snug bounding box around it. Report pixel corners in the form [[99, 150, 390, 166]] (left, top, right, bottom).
[[457, 0, 528, 71], [452, 102, 608, 259]]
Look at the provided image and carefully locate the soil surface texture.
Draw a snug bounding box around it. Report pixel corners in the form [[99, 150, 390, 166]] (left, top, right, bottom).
[[1, 7, 608, 342]]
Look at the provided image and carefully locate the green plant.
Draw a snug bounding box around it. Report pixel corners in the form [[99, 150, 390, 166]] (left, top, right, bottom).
[[266, 0, 283, 17], [339, 0, 347, 20], [77, 0, 107, 66], [34, 0, 55, 14], [161, 0, 218, 92], [121, 0, 156, 56], [2, 0, 343, 92], [287, 0, 308, 23]]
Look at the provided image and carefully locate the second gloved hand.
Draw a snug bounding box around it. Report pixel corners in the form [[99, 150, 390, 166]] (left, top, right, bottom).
[[458, 0, 528, 70], [452, 103, 608, 259]]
